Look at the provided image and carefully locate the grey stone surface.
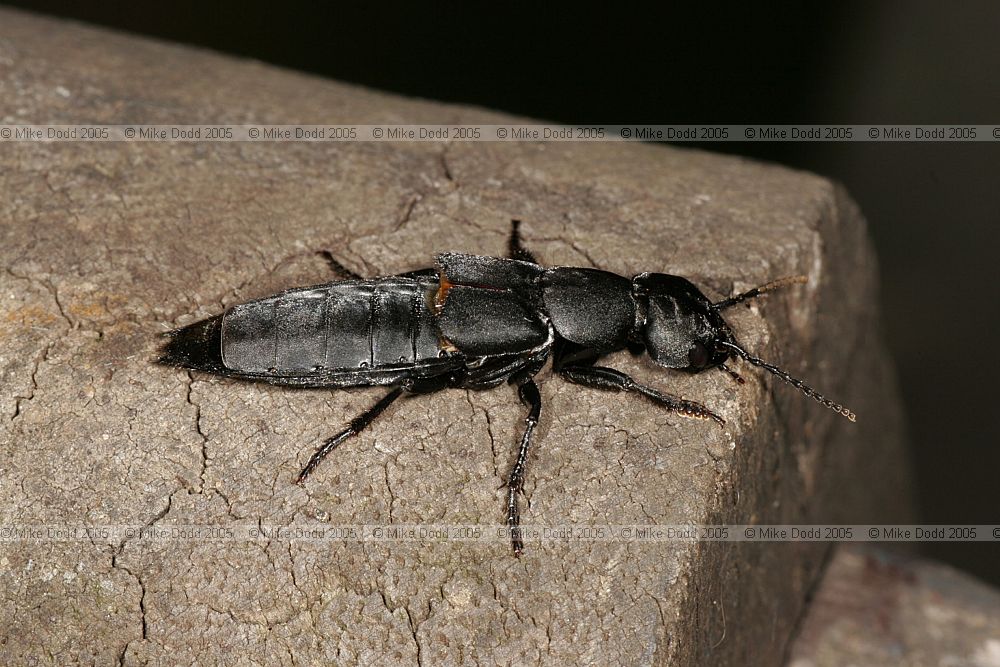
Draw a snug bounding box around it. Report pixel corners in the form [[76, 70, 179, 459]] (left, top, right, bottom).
[[788, 545, 1000, 667], [0, 8, 912, 666]]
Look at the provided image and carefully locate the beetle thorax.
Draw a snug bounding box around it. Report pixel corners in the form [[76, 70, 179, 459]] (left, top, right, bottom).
[[540, 267, 637, 351]]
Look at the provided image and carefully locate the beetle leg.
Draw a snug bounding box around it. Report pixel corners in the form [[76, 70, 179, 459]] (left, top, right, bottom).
[[506, 379, 541, 557], [559, 365, 725, 425], [551, 339, 601, 370], [316, 250, 363, 280], [296, 386, 406, 484], [508, 219, 539, 264], [718, 363, 745, 385]]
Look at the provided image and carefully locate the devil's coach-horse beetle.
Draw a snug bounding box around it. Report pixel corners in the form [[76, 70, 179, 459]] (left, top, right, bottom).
[[159, 221, 855, 556]]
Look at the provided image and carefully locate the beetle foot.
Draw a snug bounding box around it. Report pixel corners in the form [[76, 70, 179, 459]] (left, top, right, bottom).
[[677, 402, 726, 426]]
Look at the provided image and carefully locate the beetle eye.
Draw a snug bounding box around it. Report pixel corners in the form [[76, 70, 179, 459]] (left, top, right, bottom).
[[688, 342, 710, 369]]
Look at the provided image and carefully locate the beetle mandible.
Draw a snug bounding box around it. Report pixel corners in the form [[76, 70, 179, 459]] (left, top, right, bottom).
[[159, 220, 854, 556]]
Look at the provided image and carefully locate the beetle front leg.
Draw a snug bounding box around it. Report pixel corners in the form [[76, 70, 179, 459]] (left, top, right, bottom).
[[506, 379, 541, 557], [559, 365, 725, 425]]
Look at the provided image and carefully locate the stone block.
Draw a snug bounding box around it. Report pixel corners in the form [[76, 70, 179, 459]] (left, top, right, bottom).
[[0, 9, 912, 665]]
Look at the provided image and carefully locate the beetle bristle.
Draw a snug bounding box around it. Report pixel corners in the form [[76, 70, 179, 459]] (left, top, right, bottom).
[[157, 315, 226, 372]]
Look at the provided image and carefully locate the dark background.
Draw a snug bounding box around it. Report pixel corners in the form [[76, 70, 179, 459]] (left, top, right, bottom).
[[7, 2, 999, 584]]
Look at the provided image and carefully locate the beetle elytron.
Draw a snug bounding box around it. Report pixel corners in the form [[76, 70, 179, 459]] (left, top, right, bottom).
[[160, 221, 854, 555]]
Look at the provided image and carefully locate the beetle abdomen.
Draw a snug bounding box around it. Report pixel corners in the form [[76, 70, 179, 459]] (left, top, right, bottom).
[[220, 277, 442, 375]]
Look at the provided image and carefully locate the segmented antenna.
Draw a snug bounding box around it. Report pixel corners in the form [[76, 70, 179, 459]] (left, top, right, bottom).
[[714, 275, 808, 310], [718, 341, 856, 422]]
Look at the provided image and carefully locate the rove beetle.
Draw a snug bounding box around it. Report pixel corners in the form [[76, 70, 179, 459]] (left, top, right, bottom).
[[160, 221, 854, 556]]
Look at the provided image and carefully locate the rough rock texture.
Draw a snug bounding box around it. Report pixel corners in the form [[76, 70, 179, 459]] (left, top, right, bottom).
[[0, 9, 912, 666], [788, 545, 1000, 667]]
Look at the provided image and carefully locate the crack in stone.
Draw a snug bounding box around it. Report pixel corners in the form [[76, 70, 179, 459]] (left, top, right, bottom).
[[10, 340, 53, 423], [523, 233, 604, 270], [438, 145, 454, 183], [174, 242, 316, 321], [463, 390, 501, 482], [566, 240, 601, 269], [41, 277, 75, 329], [109, 493, 174, 661], [437, 213, 503, 238], [4, 267, 76, 421], [393, 193, 423, 232], [483, 408, 501, 480], [374, 589, 423, 667], [214, 485, 241, 519], [340, 245, 377, 277], [6, 265, 76, 329], [382, 460, 397, 524], [183, 244, 371, 323], [185, 371, 209, 493], [136, 572, 149, 639], [404, 606, 423, 667]]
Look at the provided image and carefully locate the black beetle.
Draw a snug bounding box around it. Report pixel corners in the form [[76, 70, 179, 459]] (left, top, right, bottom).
[[160, 220, 854, 555]]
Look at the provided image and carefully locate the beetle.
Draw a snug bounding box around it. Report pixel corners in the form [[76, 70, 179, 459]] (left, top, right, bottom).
[[159, 220, 854, 556]]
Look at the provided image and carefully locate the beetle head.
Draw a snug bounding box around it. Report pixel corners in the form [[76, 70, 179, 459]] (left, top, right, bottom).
[[632, 273, 733, 372], [632, 273, 856, 421]]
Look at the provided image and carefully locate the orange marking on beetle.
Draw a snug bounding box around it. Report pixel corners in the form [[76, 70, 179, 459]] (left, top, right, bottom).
[[430, 271, 460, 353], [434, 272, 454, 314]]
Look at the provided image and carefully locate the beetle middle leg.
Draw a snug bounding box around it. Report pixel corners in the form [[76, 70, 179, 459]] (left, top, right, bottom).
[[296, 385, 406, 484], [506, 379, 541, 557], [559, 365, 725, 425], [508, 219, 539, 264]]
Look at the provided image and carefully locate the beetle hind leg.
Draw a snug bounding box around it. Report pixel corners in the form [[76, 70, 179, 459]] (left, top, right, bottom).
[[296, 386, 406, 484]]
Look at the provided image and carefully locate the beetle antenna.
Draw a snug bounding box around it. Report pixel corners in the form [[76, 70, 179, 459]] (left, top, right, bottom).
[[717, 341, 856, 422], [714, 276, 807, 310]]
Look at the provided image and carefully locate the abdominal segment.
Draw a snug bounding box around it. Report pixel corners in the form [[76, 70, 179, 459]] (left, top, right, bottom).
[[220, 278, 442, 374]]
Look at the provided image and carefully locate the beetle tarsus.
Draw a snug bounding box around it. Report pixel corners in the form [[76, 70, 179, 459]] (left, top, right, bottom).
[[296, 386, 406, 484], [719, 363, 745, 385], [296, 429, 354, 485]]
